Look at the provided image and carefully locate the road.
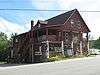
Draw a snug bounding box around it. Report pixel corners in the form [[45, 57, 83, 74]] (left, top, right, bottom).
[[0, 55, 100, 75]]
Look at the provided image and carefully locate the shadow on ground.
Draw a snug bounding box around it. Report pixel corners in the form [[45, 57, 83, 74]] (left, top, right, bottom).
[[0, 63, 29, 67]]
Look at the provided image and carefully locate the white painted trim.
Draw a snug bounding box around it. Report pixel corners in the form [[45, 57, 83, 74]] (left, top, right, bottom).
[[71, 41, 74, 53], [41, 41, 46, 43], [61, 41, 64, 55], [80, 41, 83, 55], [39, 46, 42, 52], [46, 41, 49, 58], [31, 44, 34, 63]]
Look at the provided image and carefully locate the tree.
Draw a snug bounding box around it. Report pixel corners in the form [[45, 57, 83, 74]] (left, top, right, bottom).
[[92, 37, 100, 49], [0, 32, 9, 61], [9, 33, 17, 42], [0, 32, 17, 61]]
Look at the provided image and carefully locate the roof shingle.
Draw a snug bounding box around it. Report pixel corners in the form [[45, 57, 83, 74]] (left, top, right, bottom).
[[46, 9, 76, 25]]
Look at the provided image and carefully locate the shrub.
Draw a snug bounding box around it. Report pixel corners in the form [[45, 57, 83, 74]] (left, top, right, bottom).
[[48, 55, 66, 62]]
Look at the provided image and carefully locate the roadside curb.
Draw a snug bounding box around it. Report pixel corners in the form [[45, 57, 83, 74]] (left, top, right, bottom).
[[0, 55, 97, 70]]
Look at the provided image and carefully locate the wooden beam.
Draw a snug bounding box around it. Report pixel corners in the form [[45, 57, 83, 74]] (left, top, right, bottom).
[[80, 32, 83, 55], [86, 33, 90, 54], [61, 31, 64, 56], [46, 41, 49, 58], [11, 49, 13, 58], [61, 41, 64, 55], [46, 28, 49, 58], [86, 33, 89, 42], [80, 41, 83, 55], [46, 28, 48, 40], [31, 44, 34, 63], [37, 30, 38, 41], [58, 31, 61, 41], [71, 32, 74, 55]]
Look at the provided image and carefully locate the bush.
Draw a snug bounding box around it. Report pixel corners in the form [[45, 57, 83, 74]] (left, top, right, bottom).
[[48, 55, 66, 62]]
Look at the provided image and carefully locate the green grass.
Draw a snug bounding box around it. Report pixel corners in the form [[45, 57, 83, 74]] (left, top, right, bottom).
[[48, 55, 66, 62], [48, 55, 90, 62], [0, 61, 7, 64]]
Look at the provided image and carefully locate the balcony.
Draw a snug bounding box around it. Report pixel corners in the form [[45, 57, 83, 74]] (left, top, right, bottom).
[[38, 35, 57, 42]]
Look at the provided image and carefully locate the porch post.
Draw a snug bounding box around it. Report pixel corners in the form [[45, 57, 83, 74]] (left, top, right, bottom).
[[61, 41, 64, 55], [61, 31, 64, 55], [31, 44, 34, 63], [46, 41, 49, 58], [11, 49, 13, 58], [71, 41, 74, 54], [71, 32, 74, 55], [86, 33, 90, 55], [80, 41, 83, 55], [39, 46, 42, 52], [46, 29, 49, 58], [80, 32, 83, 55]]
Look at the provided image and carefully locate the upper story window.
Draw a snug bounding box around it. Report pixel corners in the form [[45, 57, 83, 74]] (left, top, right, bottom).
[[70, 19, 74, 25]]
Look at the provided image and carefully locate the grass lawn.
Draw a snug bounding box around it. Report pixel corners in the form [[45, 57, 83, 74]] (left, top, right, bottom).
[[0, 61, 7, 64], [48, 54, 95, 62]]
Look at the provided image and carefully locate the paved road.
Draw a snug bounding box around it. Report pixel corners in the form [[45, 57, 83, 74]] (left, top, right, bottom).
[[0, 55, 100, 75]]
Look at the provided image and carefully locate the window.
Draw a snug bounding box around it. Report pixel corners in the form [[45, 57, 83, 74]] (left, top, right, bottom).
[[70, 19, 74, 24]]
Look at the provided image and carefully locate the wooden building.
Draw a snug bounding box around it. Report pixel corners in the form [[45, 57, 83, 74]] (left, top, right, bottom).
[[10, 9, 90, 63]]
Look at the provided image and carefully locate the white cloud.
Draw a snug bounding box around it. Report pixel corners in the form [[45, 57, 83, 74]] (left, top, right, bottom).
[[24, 22, 31, 30], [67, 0, 100, 39], [57, 0, 100, 10], [57, 0, 79, 10], [86, 16, 100, 39], [31, 0, 100, 39], [0, 17, 27, 37], [31, 0, 55, 10]]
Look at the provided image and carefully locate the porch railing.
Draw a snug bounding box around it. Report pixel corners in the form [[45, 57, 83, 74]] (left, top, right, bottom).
[[38, 35, 57, 42]]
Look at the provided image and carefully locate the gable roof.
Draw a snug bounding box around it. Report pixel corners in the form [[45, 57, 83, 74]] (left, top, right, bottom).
[[15, 9, 90, 38], [46, 9, 76, 25]]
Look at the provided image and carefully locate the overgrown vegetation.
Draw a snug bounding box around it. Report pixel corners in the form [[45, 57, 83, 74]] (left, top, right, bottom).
[[0, 32, 9, 62], [48, 55, 86, 62], [48, 55, 66, 62], [0, 32, 17, 62], [90, 37, 100, 49]]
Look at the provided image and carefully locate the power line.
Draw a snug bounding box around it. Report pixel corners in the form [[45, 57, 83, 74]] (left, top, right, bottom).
[[0, 9, 68, 11], [0, 0, 54, 3], [0, 9, 100, 12]]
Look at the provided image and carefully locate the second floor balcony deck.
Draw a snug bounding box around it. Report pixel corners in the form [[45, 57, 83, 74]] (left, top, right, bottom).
[[38, 35, 58, 42]]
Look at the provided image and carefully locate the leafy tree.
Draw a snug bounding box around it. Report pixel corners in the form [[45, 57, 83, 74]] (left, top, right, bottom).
[[0, 32, 9, 61], [9, 33, 17, 42], [92, 37, 100, 49], [0, 32, 17, 61], [89, 40, 95, 49]]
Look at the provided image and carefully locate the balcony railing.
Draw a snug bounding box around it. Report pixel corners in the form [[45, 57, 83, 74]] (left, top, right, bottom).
[[38, 35, 57, 42]]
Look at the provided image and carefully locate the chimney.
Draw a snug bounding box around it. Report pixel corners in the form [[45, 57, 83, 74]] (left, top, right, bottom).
[[31, 20, 34, 29]]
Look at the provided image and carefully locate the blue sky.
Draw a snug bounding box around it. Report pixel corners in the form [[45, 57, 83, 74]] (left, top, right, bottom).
[[0, 0, 100, 39]]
